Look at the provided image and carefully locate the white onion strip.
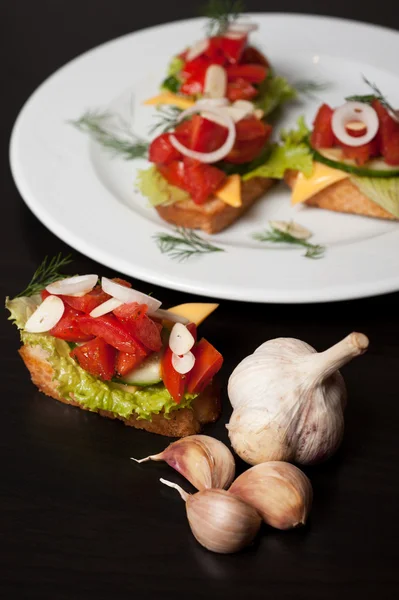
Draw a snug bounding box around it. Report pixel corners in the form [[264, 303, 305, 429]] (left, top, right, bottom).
[[169, 100, 236, 163], [331, 102, 379, 148], [227, 22, 259, 34], [46, 274, 98, 296], [101, 277, 161, 313], [172, 351, 196, 375], [186, 39, 209, 62]]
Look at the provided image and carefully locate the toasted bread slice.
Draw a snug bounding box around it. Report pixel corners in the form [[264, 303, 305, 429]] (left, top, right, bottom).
[[285, 170, 397, 220], [156, 177, 275, 234], [19, 344, 221, 438]]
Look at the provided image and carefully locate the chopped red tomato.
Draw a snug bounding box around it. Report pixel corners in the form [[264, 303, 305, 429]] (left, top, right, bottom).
[[225, 118, 272, 164], [49, 304, 94, 342], [111, 278, 132, 288], [372, 99, 399, 165], [149, 133, 181, 165], [70, 337, 116, 381], [240, 46, 269, 67], [186, 338, 223, 394], [157, 161, 186, 189], [174, 119, 194, 145], [226, 78, 258, 102], [113, 302, 162, 352], [115, 349, 148, 377], [182, 54, 211, 79], [226, 64, 268, 84], [339, 137, 380, 166], [186, 322, 197, 342], [190, 115, 228, 153], [180, 74, 206, 96], [183, 160, 226, 204], [61, 286, 109, 314], [78, 314, 144, 355], [220, 34, 247, 63], [161, 346, 186, 403], [310, 104, 334, 149]]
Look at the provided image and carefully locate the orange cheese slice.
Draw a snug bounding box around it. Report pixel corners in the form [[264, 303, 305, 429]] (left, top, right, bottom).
[[143, 93, 195, 110], [291, 162, 349, 205], [215, 174, 242, 207]]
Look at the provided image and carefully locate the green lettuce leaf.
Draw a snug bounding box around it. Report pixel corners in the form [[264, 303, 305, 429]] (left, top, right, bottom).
[[256, 75, 297, 116], [167, 56, 184, 77], [280, 116, 310, 145], [136, 166, 190, 206], [161, 56, 184, 93], [20, 332, 197, 420], [350, 177, 399, 218], [5, 295, 41, 329]]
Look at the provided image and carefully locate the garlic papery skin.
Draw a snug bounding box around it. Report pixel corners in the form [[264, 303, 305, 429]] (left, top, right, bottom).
[[160, 479, 261, 554], [227, 332, 369, 466], [229, 462, 313, 530], [132, 435, 236, 491]]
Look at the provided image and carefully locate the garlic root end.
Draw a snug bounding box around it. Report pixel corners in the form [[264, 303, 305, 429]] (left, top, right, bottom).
[[309, 331, 369, 383], [160, 478, 190, 502]]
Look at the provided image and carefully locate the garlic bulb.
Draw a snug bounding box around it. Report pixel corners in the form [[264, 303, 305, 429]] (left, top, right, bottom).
[[132, 435, 235, 491], [229, 462, 312, 530], [227, 332, 369, 466], [161, 479, 261, 554]]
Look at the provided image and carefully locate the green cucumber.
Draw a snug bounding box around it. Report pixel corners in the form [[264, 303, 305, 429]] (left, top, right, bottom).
[[118, 352, 162, 386], [306, 139, 399, 178]]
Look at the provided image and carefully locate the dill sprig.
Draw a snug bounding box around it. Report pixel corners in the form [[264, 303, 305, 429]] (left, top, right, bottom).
[[154, 227, 225, 261], [253, 225, 325, 259], [16, 254, 73, 298], [203, 0, 244, 37], [294, 80, 331, 100], [346, 76, 398, 122], [149, 105, 183, 135], [70, 110, 148, 160]]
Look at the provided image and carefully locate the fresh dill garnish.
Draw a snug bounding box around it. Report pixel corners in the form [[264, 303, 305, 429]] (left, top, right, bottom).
[[16, 253, 73, 298], [252, 225, 325, 259], [149, 105, 183, 135], [294, 80, 331, 100], [203, 0, 244, 37], [346, 76, 398, 122], [345, 93, 377, 103], [70, 110, 148, 160], [154, 227, 225, 261]]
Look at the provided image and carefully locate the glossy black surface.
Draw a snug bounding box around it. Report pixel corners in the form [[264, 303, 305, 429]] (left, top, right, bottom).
[[1, 1, 399, 598]]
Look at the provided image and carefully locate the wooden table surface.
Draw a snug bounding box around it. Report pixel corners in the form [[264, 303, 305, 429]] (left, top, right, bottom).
[[1, 1, 399, 598]]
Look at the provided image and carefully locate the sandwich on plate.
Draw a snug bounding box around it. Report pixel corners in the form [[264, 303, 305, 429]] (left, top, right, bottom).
[[6, 259, 223, 437]]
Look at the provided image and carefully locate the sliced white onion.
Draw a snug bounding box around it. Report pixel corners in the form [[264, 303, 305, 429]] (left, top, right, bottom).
[[224, 31, 247, 40], [331, 102, 379, 147], [204, 65, 227, 99], [90, 297, 124, 318], [169, 100, 236, 163], [172, 351, 196, 375], [25, 295, 65, 333], [200, 98, 229, 108], [254, 108, 264, 120], [225, 105, 252, 123], [227, 22, 259, 34], [101, 277, 161, 313], [186, 38, 209, 62], [169, 323, 195, 356], [46, 274, 98, 296], [149, 308, 190, 325]]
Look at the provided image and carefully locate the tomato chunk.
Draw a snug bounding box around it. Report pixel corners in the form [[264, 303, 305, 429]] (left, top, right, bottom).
[[372, 99, 399, 165], [115, 350, 148, 377], [113, 302, 162, 352], [240, 46, 269, 67], [226, 64, 268, 84], [310, 104, 334, 149], [186, 322, 197, 342], [157, 161, 186, 189], [149, 133, 181, 165], [220, 34, 247, 63], [225, 118, 272, 164], [61, 286, 110, 314], [186, 338, 223, 394], [190, 115, 228, 153], [339, 137, 380, 165], [49, 304, 94, 342], [226, 78, 258, 102], [78, 314, 143, 354], [161, 346, 186, 403], [183, 160, 226, 204], [70, 337, 116, 381]]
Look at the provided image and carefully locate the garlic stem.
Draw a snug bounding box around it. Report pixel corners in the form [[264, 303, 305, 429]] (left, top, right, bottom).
[[160, 478, 190, 502], [307, 332, 369, 384], [130, 454, 161, 464]]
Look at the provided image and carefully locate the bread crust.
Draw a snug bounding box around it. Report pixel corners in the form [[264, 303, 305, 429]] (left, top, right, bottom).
[[156, 176, 275, 234], [19, 344, 221, 438], [285, 170, 397, 220]]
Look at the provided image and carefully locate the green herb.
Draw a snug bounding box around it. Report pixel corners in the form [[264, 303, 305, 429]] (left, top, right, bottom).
[[71, 111, 148, 160], [16, 253, 73, 298], [149, 105, 183, 135], [345, 93, 377, 103], [161, 74, 181, 94], [154, 227, 225, 261], [203, 0, 243, 37], [253, 225, 325, 259], [346, 76, 398, 119], [294, 79, 331, 100]]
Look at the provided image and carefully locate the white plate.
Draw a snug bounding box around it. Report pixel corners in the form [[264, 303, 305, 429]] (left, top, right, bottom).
[[10, 13, 399, 303]]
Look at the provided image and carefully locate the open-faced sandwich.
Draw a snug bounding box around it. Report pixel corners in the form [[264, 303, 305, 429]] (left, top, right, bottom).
[[246, 86, 399, 220], [6, 258, 223, 437]]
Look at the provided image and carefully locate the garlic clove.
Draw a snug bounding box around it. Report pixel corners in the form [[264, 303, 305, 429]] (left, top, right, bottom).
[[172, 351, 195, 375], [186, 38, 210, 62], [25, 295, 65, 333], [160, 479, 261, 554], [46, 274, 98, 296], [229, 461, 313, 530], [269, 220, 312, 240], [203, 65, 227, 99], [169, 322, 195, 356], [132, 435, 236, 491], [253, 108, 264, 120], [89, 297, 124, 318]]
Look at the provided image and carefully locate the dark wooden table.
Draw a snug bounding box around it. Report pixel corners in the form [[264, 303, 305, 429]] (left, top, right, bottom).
[[2, 1, 399, 598]]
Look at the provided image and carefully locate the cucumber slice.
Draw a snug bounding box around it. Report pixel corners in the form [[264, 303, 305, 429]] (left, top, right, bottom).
[[118, 352, 162, 386], [307, 140, 399, 178]]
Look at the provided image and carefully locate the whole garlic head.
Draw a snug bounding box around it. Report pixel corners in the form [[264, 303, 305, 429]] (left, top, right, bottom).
[[227, 333, 369, 466]]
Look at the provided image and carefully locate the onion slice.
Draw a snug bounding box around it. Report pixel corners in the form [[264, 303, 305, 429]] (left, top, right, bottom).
[[101, 277, 161, 312], [46, 274, 98, 296], [331, 102, 379, 147], [169, 323, 195, 356], [226, 22, 259, 34], [172, 351, 196, 375], [90, 297, 124, 318], [25, 295, 65, 333], [169, 100, 236, 163]]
